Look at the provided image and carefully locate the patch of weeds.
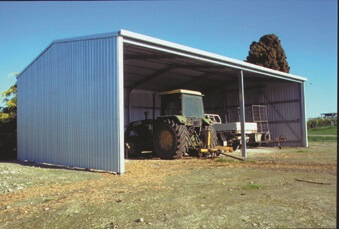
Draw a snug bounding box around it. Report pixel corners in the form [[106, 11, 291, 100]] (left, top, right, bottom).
[[43, 197, 55, 203], [214, 158, 238, 164], [243, 183, 266, 190], [105, 222, 115, 229], [214, 158, 257, 164]]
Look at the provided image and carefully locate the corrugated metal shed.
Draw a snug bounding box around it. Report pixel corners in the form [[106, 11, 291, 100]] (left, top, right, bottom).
[[18, 35, 124, 173], [17, 29, 307, 173]]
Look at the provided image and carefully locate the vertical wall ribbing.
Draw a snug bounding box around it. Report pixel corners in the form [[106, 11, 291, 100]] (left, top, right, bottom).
[[17, 36, 123, 172]]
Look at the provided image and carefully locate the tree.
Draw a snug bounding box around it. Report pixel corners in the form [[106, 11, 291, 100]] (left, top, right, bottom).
[[0, 83, 17, 122], [0, 82, 17, 160], [246, 34, 290, 73]]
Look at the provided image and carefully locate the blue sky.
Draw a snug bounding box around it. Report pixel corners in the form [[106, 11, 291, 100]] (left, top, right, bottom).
[[0, 1, 337, 118]]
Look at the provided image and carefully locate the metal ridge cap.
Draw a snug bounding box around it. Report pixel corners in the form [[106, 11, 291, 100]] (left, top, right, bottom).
[[119, 29, 307, 82]]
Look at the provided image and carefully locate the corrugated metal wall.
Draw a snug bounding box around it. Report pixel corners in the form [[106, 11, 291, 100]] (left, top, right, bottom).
[[260, 80, 302, 146], [17, 36, 125, 173], [204, 78, 303, 146]]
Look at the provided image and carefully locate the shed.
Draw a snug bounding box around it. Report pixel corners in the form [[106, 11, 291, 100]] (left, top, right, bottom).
[[17, 30, 307, 174]]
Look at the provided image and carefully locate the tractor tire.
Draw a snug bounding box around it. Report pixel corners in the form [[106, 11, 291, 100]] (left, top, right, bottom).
[[153, 119, 190, 159], [125, 137, 142, 158]]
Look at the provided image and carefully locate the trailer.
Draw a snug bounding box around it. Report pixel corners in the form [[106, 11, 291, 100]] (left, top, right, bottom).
[[205, 114, 271, 150]]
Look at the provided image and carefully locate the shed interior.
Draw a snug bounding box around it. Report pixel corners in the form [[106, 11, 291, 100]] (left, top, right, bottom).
[[123, 43, 304, 146]]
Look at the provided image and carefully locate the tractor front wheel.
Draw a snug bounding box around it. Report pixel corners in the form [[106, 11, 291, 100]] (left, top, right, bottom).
[[153, 119, 190, 159], [125, 137, 142, 158]]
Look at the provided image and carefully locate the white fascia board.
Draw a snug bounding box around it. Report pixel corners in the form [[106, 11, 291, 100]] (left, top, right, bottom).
[[119, 29, 307, 82], [17, 32, 119, 79]]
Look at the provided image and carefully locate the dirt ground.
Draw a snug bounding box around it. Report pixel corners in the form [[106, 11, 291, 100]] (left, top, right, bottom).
[[0, 141, 336, 228]]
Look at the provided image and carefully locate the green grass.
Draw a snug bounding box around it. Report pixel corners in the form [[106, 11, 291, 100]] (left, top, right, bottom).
[[308, 135, 337, 142], [308, 126, 337, 135], [308, 126, 337, 142]]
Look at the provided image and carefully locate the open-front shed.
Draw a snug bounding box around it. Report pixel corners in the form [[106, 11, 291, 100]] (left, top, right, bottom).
[[17, 30, 307, 173]]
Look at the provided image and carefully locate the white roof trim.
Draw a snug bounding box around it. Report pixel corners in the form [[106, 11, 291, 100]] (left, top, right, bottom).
[[119, 29, 307, 82]]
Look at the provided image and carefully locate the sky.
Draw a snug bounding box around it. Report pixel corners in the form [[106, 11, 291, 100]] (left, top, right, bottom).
[[0, 0, 337, 118]]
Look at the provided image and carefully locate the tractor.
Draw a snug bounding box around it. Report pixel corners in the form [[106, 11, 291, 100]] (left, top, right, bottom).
[[125, 89, 219, 159]]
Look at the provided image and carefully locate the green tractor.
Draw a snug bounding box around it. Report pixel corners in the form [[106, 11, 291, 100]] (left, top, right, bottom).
[[125, 89, 218, 159]]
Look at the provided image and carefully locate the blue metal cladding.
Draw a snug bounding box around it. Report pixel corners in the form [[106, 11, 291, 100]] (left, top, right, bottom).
[[17, 36, 125, 173]]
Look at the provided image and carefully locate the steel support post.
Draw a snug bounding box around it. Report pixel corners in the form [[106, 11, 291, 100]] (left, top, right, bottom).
[[128, 89, 132, 124], [116, 36, 125, 174], [238, 70, 247, 157], [299, 82, 308, 147]]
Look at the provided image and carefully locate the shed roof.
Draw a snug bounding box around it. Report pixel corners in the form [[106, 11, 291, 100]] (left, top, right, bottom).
[[18, 29, 307, 83]]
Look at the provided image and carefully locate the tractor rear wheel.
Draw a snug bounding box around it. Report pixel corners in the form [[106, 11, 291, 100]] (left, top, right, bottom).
[[153, 119, 190, 159]]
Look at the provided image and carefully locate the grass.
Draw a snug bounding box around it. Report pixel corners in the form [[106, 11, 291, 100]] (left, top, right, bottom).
[[308, 125, 337, 142], [308, 125, 337, 135], [308, 135, 337, 142], [214, 158, 239, 163]]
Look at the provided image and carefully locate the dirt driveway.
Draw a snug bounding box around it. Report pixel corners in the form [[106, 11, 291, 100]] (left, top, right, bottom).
[[0, 141, 336, 228]]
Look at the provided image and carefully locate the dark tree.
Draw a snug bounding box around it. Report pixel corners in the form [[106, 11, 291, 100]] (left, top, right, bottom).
[[246, 34, 290, 73], [0, 83, 17, 160]]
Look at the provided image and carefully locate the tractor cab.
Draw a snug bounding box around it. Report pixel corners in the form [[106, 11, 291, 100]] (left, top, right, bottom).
[[159, 89, 204, 117], [158, 89, 206, 126]]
